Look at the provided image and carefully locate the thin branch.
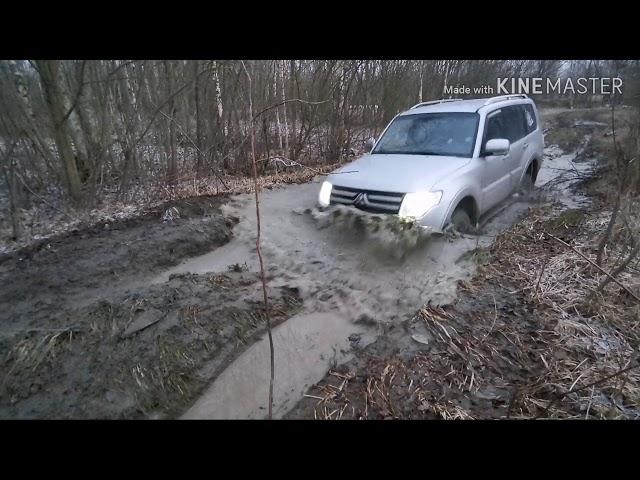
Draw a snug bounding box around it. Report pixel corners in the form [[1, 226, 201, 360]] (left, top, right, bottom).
[[153, 105, 229, 189], [14, 171, 73, 219], [257, 155, 358, 175], [135, 64, 217, 147], [546, 233, 640, 303], [597, 239, 640, 293], [540, 357, 639, 417], [0, 136, 19, 163], [252, 98, 330, 122], [241, 60, 275, 420]]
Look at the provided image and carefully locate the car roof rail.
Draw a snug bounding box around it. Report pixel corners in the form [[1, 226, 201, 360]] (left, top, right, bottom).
[[410, 98, 464, 109], [482, 94, 529, 106]]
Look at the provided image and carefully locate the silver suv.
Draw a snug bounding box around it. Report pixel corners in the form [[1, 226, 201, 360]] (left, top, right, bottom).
[[318, 94, 544, 232]]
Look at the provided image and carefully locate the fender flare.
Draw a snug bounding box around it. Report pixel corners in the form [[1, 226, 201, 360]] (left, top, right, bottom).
[[517, 155, 540, 185], [442, 188, 480, 229]]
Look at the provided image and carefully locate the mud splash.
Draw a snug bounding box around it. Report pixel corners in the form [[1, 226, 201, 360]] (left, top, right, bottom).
[[162, 142, 590, 420]]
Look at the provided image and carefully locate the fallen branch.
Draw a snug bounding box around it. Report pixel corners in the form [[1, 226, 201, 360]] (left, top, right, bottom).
[[257, 155, 358, 175], [545, 233, 640, 303], [540, 356, 639, 417], [597, 238, 640, 293]]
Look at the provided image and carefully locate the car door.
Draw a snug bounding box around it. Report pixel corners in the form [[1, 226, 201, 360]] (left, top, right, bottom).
[[501, 105, 527, 190], [519, 103, 543, 183], [480, 109, 512, 211]]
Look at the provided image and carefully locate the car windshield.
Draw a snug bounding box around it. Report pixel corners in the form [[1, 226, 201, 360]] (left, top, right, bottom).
[[372, 112, 479, 157]]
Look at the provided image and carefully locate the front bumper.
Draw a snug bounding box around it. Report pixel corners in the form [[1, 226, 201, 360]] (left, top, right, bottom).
[[414, 202, 449, 233]]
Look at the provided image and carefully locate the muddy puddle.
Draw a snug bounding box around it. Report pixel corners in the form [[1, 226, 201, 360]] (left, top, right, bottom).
[[157, 142, 593, 420], [183, 312, 377, 419], [537, 142, 594, 209]]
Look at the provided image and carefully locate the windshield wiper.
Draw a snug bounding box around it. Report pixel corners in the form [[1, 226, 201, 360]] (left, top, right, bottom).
[[374, 150, 444, 156], [415, 151, 444, 156]]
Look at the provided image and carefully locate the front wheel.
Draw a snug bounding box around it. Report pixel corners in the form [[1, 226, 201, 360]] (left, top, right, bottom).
[[451, 207, 473, 234]]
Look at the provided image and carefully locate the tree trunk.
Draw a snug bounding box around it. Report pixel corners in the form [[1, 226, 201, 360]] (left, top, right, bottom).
[[35, 60, 83, 204], [194, 60, 203, 174], [280, 60, 289, 154], [418, 61, 424, 103], [213, 61, 226, 137], [163, 61, 178, 181], [273, 60, 283, 151], [60, 61, 91, 182]]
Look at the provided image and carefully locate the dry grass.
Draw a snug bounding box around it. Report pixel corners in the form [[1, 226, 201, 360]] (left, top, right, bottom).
[[471, 203, 640, 418]]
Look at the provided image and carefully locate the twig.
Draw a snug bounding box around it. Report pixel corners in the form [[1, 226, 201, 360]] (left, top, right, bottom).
[[242, 60, 275, 420], [545, 233, 640, 303], [585, 385, 595, 419], [14, 171, 73, 220], [481, 295, 498, 342], [535, 254, 552, 296], [540, 357, 639, 417], [134, 64, 218, 147], [252, 99, 330, 122], [257, 155, 358, 175], [153, 106, 228, 189], [597, 239, 640, 293]]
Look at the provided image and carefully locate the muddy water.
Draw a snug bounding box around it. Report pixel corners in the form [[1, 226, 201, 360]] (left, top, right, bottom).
[[183, 312, 377, 419], [537, 142, 594, 209], [158, 143, 587, 420]]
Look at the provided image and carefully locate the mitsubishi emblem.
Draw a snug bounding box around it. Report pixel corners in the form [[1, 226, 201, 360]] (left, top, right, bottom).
[[354, 193, 366, 207]]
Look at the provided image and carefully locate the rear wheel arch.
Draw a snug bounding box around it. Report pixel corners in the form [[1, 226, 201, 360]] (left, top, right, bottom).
[[525, 157, 540, 182]]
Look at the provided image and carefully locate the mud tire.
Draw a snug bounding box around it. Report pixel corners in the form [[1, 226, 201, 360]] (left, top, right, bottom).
[[451, 207, 473, 234], [518, 171, 535, 200]]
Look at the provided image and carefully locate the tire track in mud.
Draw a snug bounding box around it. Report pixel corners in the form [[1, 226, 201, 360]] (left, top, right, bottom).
[[166, 141, 593, 419]]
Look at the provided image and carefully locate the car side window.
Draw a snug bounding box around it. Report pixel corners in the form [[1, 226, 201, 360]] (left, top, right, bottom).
[[502, 106, 527, 143], [523, 104, 537, 134], [485, 111, 507, 142]]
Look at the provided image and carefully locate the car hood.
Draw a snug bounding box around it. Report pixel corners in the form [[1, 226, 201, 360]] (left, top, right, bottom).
[[326, 154, 470, 193]]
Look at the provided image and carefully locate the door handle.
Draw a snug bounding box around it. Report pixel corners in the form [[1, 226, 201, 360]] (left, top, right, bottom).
[[522, 142, 529, 148]]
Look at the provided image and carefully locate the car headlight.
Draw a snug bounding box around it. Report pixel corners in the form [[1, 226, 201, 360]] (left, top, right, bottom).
[[398, 191, 442, 219], [318, 181, 332, 207]]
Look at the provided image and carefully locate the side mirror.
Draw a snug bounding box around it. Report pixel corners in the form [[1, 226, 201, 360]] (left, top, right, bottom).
[[484, 138, 510, 156], [364, 137, 376, 152]]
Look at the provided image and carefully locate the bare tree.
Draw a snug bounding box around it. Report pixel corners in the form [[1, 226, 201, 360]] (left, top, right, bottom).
[[3, 59, 634, 213], [35, 60, 84, 204]]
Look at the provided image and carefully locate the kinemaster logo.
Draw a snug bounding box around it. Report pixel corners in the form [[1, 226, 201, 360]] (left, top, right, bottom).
[[444, 77, 623, 96]]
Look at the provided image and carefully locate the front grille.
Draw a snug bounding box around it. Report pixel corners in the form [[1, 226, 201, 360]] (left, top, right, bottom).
[[330, 185, 404, 214]]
